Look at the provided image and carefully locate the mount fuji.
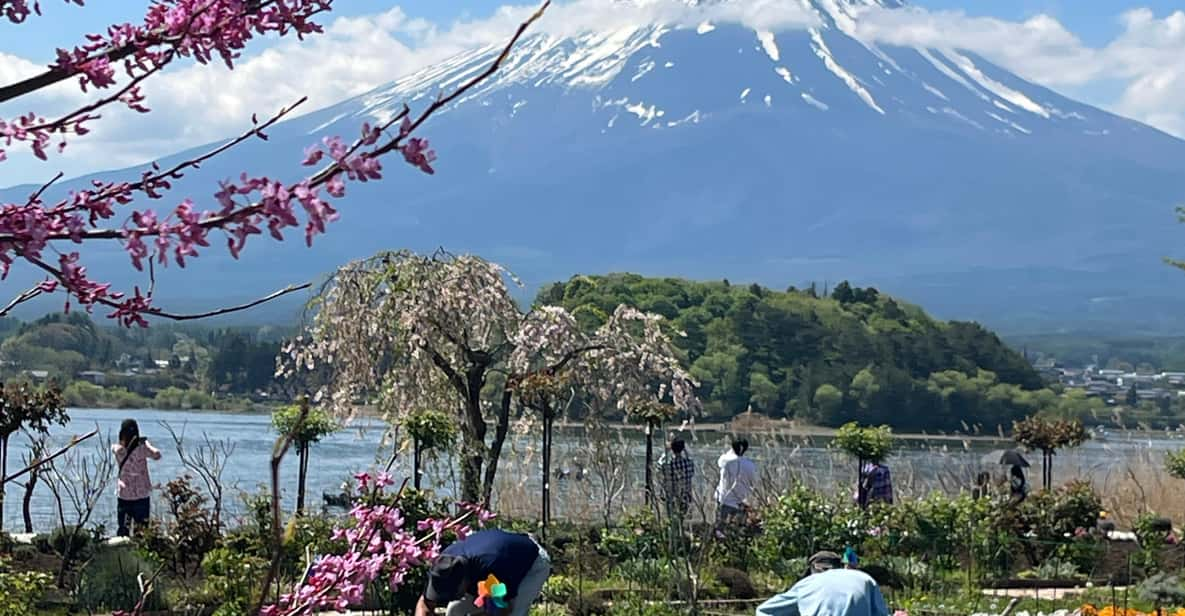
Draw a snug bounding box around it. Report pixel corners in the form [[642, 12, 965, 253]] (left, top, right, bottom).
[[4, 0, 1185, 332]]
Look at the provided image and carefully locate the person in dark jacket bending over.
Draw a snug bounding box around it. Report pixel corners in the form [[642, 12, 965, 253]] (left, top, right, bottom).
[[416, 529, 552, 616]]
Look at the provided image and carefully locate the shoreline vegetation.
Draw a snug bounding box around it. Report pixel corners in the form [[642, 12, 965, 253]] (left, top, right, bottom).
[[13, 275, 1185, 434], [65, 404, 1185, 444]]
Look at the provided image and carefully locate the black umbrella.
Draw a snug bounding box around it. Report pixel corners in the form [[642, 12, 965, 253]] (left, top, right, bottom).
[[999, 449, 1030, 468]]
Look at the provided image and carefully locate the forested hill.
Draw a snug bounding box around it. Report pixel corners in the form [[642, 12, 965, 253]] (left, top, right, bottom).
[[537, 274, 1047, 431]]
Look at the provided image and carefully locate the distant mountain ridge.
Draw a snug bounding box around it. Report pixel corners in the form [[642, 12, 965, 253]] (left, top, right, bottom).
[[3, 0, 1185, 332]]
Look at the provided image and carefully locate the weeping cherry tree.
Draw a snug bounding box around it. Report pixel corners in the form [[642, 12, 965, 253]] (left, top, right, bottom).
[[283, 250, 698, 505]]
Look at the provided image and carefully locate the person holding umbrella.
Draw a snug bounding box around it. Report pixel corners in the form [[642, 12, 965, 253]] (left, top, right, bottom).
[[998, 449, 1030, 503]]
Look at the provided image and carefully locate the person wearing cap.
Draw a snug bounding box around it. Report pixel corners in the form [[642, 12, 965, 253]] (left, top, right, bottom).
[[416, 528, 552, 616], [755, 550, 889, 616]]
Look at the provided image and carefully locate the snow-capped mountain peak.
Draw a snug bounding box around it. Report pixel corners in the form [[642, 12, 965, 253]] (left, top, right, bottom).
[[352, 0, 1086, 141], [3, 0, 1182, 330]]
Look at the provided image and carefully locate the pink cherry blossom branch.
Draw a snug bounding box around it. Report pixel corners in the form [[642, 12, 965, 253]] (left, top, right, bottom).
[[55, 96, 307, 218], [0, 0, 328, 104], [25, 171, 64, 207], [0, 0, 549, 326], [0, 0, 332, 162], [4, 62, 161, 161], [3, 0, 550, 245]]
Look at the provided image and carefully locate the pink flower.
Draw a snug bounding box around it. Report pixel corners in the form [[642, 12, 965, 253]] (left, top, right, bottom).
[[399, 137, 436, 174]]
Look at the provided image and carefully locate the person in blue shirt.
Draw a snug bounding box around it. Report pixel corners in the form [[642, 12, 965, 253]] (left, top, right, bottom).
[[756, 551, 889, 616], [416, 529, 551, 616]]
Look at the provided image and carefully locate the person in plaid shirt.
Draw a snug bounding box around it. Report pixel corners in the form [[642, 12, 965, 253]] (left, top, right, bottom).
[[857, 461, 894, 508], [659, 438, 694, 518]]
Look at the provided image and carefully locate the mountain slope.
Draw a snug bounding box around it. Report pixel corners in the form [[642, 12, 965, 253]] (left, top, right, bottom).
[[4, 0, 1185, 331]]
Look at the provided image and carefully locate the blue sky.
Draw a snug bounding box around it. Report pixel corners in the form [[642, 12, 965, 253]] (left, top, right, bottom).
[[2, 0, 1184, 183], [1, 0, 1180, 57]]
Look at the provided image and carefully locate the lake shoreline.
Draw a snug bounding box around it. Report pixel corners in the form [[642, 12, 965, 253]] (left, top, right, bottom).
[[69, 406, 1014, 442]]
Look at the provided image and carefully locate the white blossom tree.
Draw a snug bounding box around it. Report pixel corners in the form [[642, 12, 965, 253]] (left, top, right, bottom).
[[282, 249, 698, 505]]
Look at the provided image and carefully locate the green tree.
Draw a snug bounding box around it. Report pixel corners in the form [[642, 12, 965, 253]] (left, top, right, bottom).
[[271, 405, 339, 514], [1126, 384, 1139, 407], [814, 384, 844, 422], [832, 422, 895, 509], [0, 381, 66, 528], [401, 409, 457, 491], [1012, 416, 1089, 491]]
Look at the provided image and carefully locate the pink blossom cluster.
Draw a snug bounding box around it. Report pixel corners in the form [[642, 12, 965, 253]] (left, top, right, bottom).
[[1, 0, 82, 24], [1, 0, 333, 162], [0, 116, 434, 324], [261, 472, 490, 616], [0, 0, 530, 327]]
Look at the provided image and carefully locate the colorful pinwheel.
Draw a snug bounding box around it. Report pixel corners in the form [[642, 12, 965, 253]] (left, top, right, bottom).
[[474, 574, 508, 613]]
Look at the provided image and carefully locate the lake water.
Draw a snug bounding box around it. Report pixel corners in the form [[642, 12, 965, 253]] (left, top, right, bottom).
[[3, 408, 1181, 533]]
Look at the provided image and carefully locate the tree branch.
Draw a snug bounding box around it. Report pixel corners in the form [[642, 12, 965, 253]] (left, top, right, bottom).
[[0, 0, 552, 245], [150, 282, 312, 321], [21, 252, 309, 320], [2, 428, 97, 485], [0, 0, 292, 104], [426, 343, 468, 397], [0, 285, 44, 318], [26, 172, 64, 207], [0, 45, 137, 104]]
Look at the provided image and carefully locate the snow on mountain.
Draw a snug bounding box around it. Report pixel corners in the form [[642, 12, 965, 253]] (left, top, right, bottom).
[[4, 0, 1185, 331]]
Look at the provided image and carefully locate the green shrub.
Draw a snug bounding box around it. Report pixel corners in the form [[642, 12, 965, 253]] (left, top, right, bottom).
[[180, 546, 268, 616], [567, 592, 609, 616], [833, 422, 895, 463], [0, 557, 51, 616], [612, 558, 675, 594], [0, 532, 13, 555], [714, 566, 757, 599], [542, 574, 576, 604], [606, 597, 685, 616], [753, 484, 866, 574], [34, 525, 96, 562], [598, 508, 663, 563], [75, 547, 166, 612], [134, 476, 219, 577], [1136, 572, 1185, 610], [10, 545, 37, 564], [154, 386, 198, 410]]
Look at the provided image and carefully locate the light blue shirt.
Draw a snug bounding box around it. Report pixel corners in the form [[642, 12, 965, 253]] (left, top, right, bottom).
[[756, 569, 889, 616]]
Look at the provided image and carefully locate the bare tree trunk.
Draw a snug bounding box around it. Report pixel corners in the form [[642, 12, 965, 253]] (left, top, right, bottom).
[[460, 367, 488, 505], [22, 473, 37, 533], [481, 389, 514, 506], [296, 443, 309, 515], [1, 434, 8, 530], [856, 457, 867, 510], [413, 438, 423, 491], [644, 419, 655, 507], [542, 407, 553, 538]]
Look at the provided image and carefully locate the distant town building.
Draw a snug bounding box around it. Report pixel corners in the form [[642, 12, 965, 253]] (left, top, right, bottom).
[[77, 370, 107, 385]]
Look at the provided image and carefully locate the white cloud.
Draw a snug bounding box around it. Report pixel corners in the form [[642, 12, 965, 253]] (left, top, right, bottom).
[[850, 5, 1185, 136], [2, 0, 1185, 186]]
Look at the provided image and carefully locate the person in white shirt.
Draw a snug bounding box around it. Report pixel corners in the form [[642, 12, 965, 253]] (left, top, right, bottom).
[[715, 438, 757, 528]]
